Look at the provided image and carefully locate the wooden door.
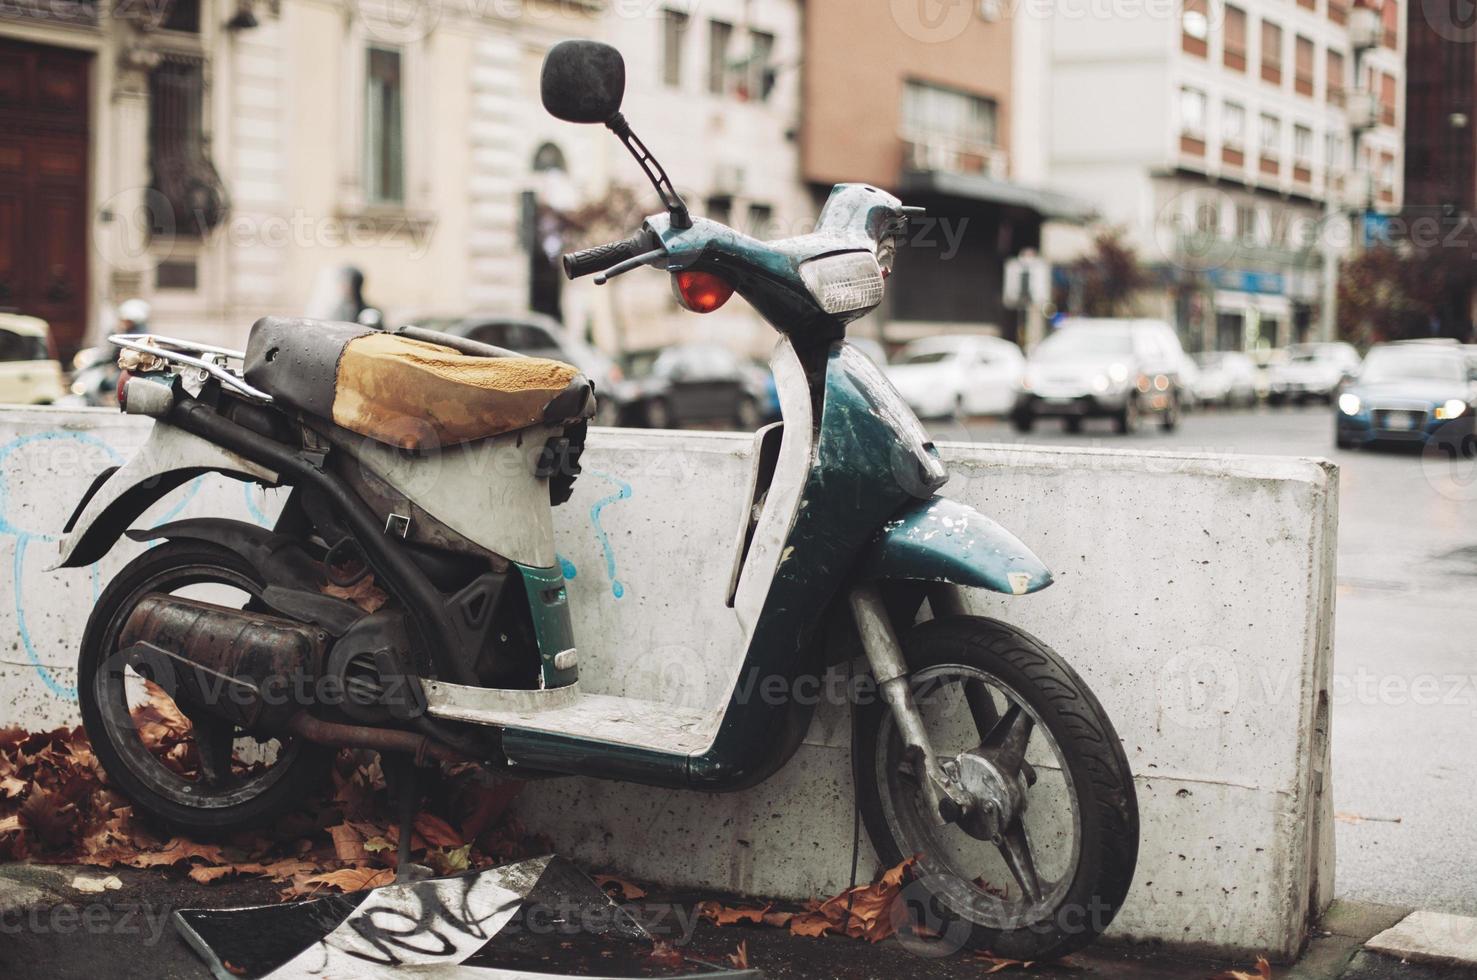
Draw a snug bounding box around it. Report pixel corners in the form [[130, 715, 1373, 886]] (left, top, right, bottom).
[[0, 39, 91, 359]]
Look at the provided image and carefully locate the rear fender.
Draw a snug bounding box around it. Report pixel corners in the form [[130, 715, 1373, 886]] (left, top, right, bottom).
[[51, 421, 279, 569], [857, 495, 1053, 596]]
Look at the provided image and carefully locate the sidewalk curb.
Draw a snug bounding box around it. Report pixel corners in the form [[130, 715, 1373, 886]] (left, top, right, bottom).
[[1284, 900, 1413, 980], [1363, 910, 1477, 970]]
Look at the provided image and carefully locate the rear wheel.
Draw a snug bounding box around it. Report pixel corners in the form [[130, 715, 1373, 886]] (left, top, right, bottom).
[[854, 617, 1139, 961], [644, 398, 674, 429], [1010, 408, 1035, 434], [1063, 417, 1083, 434], [78, 541, 332, 835], [1159, 392, 1180, 432]]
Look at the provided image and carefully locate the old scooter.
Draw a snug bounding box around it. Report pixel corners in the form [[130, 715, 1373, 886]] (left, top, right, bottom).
[[55, 40, 1137, 959]]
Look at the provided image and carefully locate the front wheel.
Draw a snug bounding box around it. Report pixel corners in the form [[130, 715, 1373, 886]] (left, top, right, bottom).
[[853, 616, 1139, 960]]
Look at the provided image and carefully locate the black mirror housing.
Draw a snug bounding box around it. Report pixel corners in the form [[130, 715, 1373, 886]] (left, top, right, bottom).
[[541, 40, 626, 124]]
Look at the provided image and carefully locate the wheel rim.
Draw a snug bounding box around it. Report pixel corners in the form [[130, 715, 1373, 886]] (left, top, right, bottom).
[[92, 560, 307, 810], [874, 664, 1084, 928]]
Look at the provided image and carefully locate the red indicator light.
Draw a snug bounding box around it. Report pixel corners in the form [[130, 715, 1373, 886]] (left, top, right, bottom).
[[672, 270, 734, 314]]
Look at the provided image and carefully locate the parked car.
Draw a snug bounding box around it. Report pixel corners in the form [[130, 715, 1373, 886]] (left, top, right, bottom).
[[884, 335, 1024, 419], [1336, 342, 1477, 453], [1267, 342, 1361, 404], [406, 312, 628, 425], [1192, 350, 1260, 407], [0, 314, 65, 405], [1175, 351, 1203, 410], [625, 343, 767, 429], [1013, 318, 1186, 434]]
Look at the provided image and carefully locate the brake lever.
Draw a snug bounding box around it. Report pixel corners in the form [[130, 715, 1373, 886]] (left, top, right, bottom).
[[593, 248, 667, 285]]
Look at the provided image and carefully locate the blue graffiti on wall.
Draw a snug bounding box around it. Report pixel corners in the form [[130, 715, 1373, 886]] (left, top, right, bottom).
[[587, 470, 632, 599]]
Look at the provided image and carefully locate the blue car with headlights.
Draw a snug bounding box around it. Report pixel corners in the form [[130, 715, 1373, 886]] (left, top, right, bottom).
[[1336, 343, 1477, 454]]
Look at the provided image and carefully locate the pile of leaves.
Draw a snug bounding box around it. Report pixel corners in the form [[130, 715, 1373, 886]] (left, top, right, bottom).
[[0, 685, 545, 899], [696, 858, 916, 943]]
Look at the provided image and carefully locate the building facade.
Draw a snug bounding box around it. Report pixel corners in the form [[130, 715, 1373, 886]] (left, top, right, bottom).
[[799, 0, 1089, 348], [0, 0, 678, 358], [1034, 0, 1404, 352]]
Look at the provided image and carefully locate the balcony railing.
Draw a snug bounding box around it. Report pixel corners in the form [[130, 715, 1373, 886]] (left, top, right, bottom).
[[902, 136, 1009, 180]]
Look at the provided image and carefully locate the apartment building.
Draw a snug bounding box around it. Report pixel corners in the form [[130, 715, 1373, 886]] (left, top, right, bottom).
[[800, 0, 1090, 346], [1036, 0, 1404, 351]]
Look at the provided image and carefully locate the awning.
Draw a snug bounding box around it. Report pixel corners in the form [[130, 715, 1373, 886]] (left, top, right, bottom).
[[900, 169, 1098, 224]]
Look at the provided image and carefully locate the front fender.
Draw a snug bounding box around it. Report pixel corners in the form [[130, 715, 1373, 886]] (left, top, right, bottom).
[[51, 421, 279, 569], [858, 495, 1053, 596]]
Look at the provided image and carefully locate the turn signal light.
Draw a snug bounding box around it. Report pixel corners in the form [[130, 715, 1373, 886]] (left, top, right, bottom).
[[672, 270, 734, 314]]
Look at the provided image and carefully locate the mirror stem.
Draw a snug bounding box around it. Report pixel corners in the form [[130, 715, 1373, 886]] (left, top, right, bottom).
[[606, 112, 692, 229]]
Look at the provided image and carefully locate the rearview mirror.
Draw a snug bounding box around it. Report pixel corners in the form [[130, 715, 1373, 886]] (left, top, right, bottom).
[[541, 40, 626, 124]]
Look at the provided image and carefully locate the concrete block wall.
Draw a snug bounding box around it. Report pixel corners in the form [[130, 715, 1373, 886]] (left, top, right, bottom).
[[0, 409, 1337, 959]]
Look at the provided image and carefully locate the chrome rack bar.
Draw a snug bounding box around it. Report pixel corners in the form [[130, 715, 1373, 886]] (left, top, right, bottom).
[[108, 333, 274, 403]]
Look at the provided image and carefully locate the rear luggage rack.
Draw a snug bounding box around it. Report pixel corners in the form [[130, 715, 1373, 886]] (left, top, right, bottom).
[[109, 333, 274, 403]]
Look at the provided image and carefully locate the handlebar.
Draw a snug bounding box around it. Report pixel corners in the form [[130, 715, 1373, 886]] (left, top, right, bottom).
[[562, 229, 657, 280]]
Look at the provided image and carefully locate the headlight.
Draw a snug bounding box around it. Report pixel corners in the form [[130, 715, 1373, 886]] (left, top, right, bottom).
[[1436, 399, 1468, 420], [1091, 374, 1110, 393], [799, 251, 885, 319], [1338, 393, 1362, 415], [1108, 362, 1129, 383]]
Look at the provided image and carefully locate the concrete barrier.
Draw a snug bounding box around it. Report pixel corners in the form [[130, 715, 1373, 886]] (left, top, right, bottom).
[[0, 408, 1336, 959]]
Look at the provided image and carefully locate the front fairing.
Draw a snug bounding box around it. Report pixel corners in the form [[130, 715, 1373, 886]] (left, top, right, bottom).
[[645, 184, 909, 347]]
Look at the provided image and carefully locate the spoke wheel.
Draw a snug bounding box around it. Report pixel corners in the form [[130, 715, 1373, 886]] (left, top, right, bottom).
[[854, 615, 1138, 961], [78, 541, 332, 835]]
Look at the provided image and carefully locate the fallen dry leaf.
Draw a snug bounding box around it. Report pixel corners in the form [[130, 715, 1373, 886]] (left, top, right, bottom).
[[1334, 812, 1401, 826], [289, 866, 396, 897], [978, 952, 1035, 973], [594, 874, 647, 901], [646, 940, 685, 969], [328, 823, 368, 864], [697, 900, 770, 926], [0, 815, 21, 834], [414, 811, 465, 848], [1210, 955, 1273, 980], [727, 940, 749, 970]]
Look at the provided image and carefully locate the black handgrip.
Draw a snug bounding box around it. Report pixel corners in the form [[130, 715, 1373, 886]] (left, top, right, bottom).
[[562, 230, 652, 280]]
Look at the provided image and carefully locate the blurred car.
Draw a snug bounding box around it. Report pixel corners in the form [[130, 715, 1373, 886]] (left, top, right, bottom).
[[848, 336, 887, 366], [1192, 351, 1260, 407], [1463, 344, 1477, 378], [884, 335, 1024, 418], [1014, 318, 1186, 434], [0, 314, 65, 405], [624, 344, 767, 430], [1336, 343, 1477, 453], [1267, 342, 1360, 404], [407, 312, 628, 425], [1175, 351, 1203, 410]]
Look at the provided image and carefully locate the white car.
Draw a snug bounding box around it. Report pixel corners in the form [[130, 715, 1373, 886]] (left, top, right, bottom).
[[1268, 342, 1361, 404], [0, 314, 65, 406], [885, 335, 1025, 418], [1193, 351, 1260, 406]]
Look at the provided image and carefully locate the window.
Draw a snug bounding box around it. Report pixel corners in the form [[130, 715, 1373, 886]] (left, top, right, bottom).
[[747, 202, 774, 238], [1195, 196, 1221, 235], [1261, 20, 1283, 84], [706, 194, 733, 225], [1379, 151, 1396, 189], [1180, 86, 1207, 136], [1294, 124, 1313, 162], [1222, 101, 1246, 145], [1236, 204, 1258, 242], [160, 0, 200, 33], [901, 81, 999, 174], [1260, 112, 1281, 157], [365, 46, 404, 204], [1295, 36, 1314, 96], [1381, 0, 1398, 47], [1326, 49, 1346, 105], [707, 20, 733, 95], [1182, 0, 1210, 55], [149, 55, 227, 237], [1380, 72, 1397, 125], [1326, 131, 1345, 173], [662, 9, 689, 88], [1224, 5, 1248, 70], [743, 30, 775, 102]]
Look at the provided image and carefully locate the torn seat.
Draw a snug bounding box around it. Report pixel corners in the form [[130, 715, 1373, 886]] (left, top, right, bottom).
[[243, 316, 594, 450]]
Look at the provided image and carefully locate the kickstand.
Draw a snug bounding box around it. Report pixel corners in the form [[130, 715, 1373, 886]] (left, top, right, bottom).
[[382, 752, 420, 882]]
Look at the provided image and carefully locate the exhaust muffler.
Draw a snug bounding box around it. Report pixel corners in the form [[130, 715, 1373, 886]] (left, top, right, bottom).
[[118, 594, 327, 734]]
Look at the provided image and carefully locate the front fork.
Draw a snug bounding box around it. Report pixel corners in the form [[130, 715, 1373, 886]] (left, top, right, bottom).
[[848, 585, 974, 825]]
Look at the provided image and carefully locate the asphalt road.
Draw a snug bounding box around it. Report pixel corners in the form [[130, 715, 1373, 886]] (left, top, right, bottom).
[[928, 404, 1477, 916]]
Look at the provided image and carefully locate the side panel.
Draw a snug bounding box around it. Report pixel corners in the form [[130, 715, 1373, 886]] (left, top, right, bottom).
[[859, 496, 1053, 596], [51, 422, 279, 569], [347, 425, 559, 568]]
